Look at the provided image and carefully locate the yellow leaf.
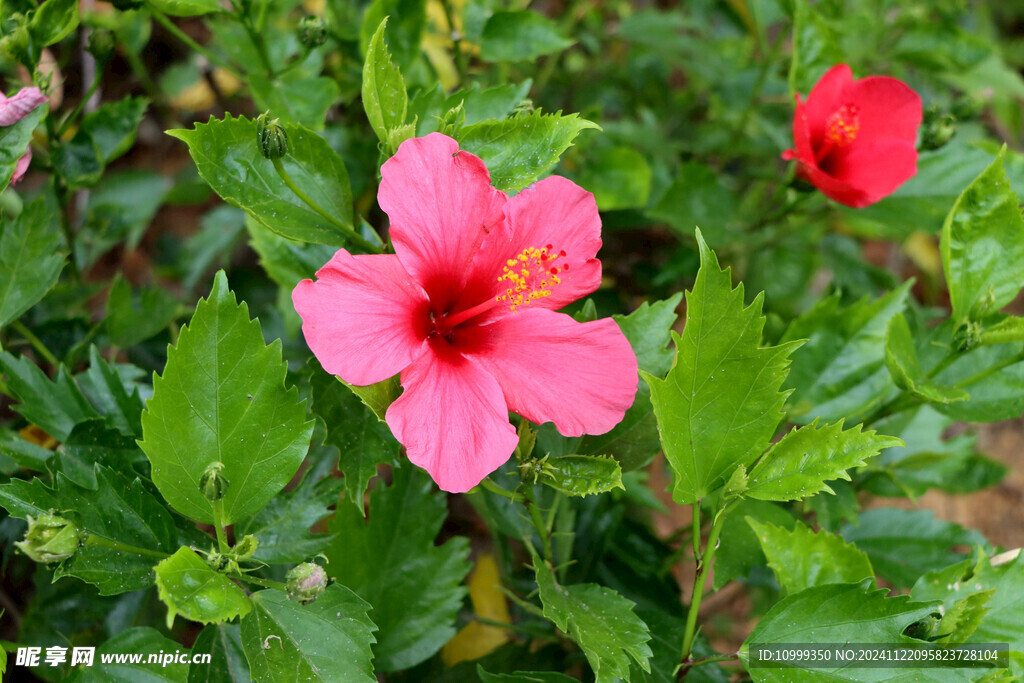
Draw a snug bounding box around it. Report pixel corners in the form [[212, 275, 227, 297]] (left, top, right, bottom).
[[441, 553, 511, 666]]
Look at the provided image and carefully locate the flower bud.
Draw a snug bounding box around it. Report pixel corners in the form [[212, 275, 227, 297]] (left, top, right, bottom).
[[953, 321, 982, 353], [920, 105, 955, 152], [87, 29, 116, 64], [298, 16, 327, 48], [200, 461, 229, 501], [256, 112, 289, 160], [286, 562, 328, 604], [234, 534, 258, 560], [16, 513, 81, 563]]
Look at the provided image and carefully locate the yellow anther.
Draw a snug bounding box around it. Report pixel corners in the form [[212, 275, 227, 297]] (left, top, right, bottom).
[[496, 245, 567, 313]]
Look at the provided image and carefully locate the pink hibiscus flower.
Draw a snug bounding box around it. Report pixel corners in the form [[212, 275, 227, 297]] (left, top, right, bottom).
[[293, 133, 639, 493], [1, 87, 48, 185]]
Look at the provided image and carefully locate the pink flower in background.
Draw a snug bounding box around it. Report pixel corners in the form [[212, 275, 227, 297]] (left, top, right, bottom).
[[1, 87, 47, 185], [293, 133, 638, 493]]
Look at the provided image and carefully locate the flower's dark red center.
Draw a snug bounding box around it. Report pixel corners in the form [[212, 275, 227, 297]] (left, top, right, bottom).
[[429, 244, 569, 340], [816, 103, 860, 165]]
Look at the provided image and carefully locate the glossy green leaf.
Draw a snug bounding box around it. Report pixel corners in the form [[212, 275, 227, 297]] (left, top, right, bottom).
[[29, 0, 79, 47], [540, 454, 623, 497], [534, 553, 652, 682], [714, 499, 796, 589], [342, 376, 402, 422], [54, 128, 104, 189], [614, 293, 682, 378], [359, 0, 427, 70], [140, 271, 313, 524], [941, 147, 1024, 324], [935, 590, 995, 645], [363, 17, 409, 149], [787, 0, 842, 96], [0, 466, 179, 594], [783, 283, 911, 424], [324, 465, 470, 671], [189, 624, 250, 683], [643, 230, 802, 504], [0, 428, 53, 471], [741, 583, 939, 680], [912, 552, 1024, 653], [412, 81, 533, 134], [480, 11, 574, 62], [0, 352, 99, 441], [234, 471, 341, 564], [747, 518, 874, 595], [155, 548, 251, 627], [310, 365, 399, 512], [885, 313, 969, 403], [77, 346, 146, 438], [56, 419, 145, 489], [66, 627, 190, 682], [647, 162, 740, 248], [457, 110, 599, 193], [0, 198, 65, 328], [106, 274, 178, 347], [250, 76, 340, 130], [80, 96, 148, 164], [0, 104, 45, 190], [932, 341, 1024, 422], [148, 0, 223, 16], [841, 508, 987, 587], [240, 586, 376, 682], [746, 420, 901, 501], [576, 146, 651, 211], [167, 115, 355, 246], [979, 315, 1024, 345]]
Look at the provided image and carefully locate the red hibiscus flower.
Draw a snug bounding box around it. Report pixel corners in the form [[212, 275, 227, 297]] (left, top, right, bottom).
[[293, 133, 638, 493], [782, 64, 922, 208], [0, 87, 47, 185]]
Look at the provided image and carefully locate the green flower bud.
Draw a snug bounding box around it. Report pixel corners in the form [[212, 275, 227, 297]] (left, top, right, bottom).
[[200, 461, 229, 501], [953, 321, 982, 353], [298, 16, 327, 48], [920, 105, 956, 152], [286, 562, 328, 604], [256, 112, 289, 160], [16, 513, 81, 564], [87, 29, 117, 64], [234, 534, 259, 560]]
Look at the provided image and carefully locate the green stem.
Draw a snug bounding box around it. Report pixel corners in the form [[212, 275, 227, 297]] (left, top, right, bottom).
[[56, 75, 104, 138], [211, 500, 230, 554], [148, 6, 243, 80], [85, 535, 168, 559], [479, 477, 517, 500], [690, 502, 701, 559], [954, 350, 1024, 389], [925, 349, 962, 380], [522, 486, 552, 563], [440, 0, 466, 85], [270, 156, 383, 253], [229, 573, 286, 591], [680, 503, 730, 665], [10, 320, 59, 368]]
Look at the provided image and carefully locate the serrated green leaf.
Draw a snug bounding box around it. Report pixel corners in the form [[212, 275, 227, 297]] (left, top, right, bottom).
[[787, 0, 842, 96], [324, 465, 470, 671], [80, 96, 148, 164], [0, 352, 99, 441], [0, 428, 53, 471], [885, 313, 969, 404], [66, 627, 190, 682], [533, 552, 652, 682], [310, 364, 399, 512], [0, 466, 179, 594], [80, 171, 171, 265], [937, 590, 995, 645], [643, 230, 802, 504], [614, 293, 683, 378], [250, 76, 340, 131], [741, 583, 940, 681], [29, 0, 79, 47], [841, 508, 987, 587], [540, 455, 623, 497], [343, 375, 402, 422], [457, 110, 599, 193], [979, 315, 1024, 345], [359, 0, 427, 70], [0, 103, 46, 190], [54, 128, 104, 189], [783, 283, 911, 424], [189, 624, 250, 683], [480, 11, 574, 62], [714, 499, 797, 589], [412, 81, 533, 134], [106, 274, 178, 347], [363, 17, 408, 148], [140, 271, 313, 525], [477, 667, 579, 682], [240, 586, 376, 682], [0, 198, 65, 328], [77, 347, 147, 439], [167, 115, 355, 246], [912, 552, 1024, 653], [56, 418, 146, 489], [932, 340, 1024, 422], [942, 147, 1024, 324], [647, 162, 741, 248], [148, 0, 223, 16], [746, 420, 901, 502], [747, 518, 874, 595], [234, 472, 341, 564], [155, 547, 251, 627]]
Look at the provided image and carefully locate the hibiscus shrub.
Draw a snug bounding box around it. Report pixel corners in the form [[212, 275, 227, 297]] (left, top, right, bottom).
[[2, 0, 1024, 681]]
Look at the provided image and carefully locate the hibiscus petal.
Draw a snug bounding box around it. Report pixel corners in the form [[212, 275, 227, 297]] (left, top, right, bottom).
[[827, 139, 918, 207], [386, 340, 519, 493], [466, 308, 638, 437], [784, 93, 816, 168], [0, 87, 48, 126], [379, 133, 507, 312], [848, 76, 922, 143], [802, 64, 853, 145], [501, 176, 603, 311], [292, 249, 430, 386], [11, 149, 31, 184]]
